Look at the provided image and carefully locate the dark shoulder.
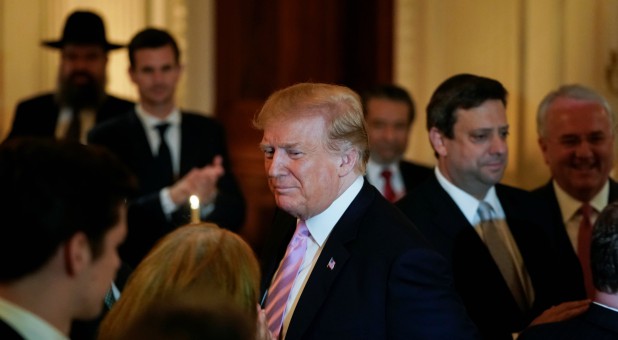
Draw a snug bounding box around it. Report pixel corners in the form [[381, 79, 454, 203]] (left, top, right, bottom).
[[16, 93, 55, 109], [396, 174, 438, 210], [361, 185, 432, 250], [104, 95, 134, 110], [87, 111, 138, 144], [181, 111, 223, 128], [496, 183, 536, 200], [530, 180, 554, 197], [399, 160, 433, 174]]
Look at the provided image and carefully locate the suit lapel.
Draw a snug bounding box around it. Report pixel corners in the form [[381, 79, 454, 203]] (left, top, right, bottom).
[[285, 182, 372, 339], [126, 111, 155, 166], [426, 177, 474, 243]]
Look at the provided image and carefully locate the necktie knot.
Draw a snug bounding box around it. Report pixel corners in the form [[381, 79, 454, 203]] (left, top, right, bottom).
[[380, 169, 392, 180], [580, 202, 592, 220], [155, 122, 170, 137], [477, 201, 493, 222], [291, 221, 310, 245]]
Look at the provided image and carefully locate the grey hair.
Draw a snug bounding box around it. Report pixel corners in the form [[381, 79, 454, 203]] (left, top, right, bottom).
[[537, 84, 614, 138]]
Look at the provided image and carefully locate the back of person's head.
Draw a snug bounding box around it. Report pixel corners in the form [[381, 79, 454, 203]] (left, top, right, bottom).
[[536, 84, 614, 138], [99, 223, 260, 338], [426, 73, 508, 138], [362, 84, 416, 125], [0, 137, 135, 282], [116, 297, 253, 340], [253, 82, 369, 174], [591, 201, 618, 294], [128, 27, 180, 67]]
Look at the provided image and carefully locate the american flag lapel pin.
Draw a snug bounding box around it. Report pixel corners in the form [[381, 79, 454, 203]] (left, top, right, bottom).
[[327, 257, 336, 270]]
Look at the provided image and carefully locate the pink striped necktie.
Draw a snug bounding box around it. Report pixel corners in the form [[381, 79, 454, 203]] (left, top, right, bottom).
[[265, 220, 310, 339]]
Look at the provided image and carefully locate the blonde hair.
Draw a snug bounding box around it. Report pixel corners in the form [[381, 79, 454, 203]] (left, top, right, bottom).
[[98, 223, 260, 339], [253, 82, 369, 174]]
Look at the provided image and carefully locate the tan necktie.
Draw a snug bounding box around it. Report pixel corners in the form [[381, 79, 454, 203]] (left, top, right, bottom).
[[477, 201, 528, 311]]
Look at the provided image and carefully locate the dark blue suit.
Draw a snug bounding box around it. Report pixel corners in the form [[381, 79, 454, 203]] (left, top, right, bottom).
[[88, 110, 246, 267], [396, 176, 584, 340], [7, 93, 133, 140], [518, 303, 618, 340], [260, 180, 479, 339], [399, 159, 433, 192]]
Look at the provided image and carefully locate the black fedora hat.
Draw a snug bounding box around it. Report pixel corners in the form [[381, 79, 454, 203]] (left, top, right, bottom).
[[42, 11, 123, 50]]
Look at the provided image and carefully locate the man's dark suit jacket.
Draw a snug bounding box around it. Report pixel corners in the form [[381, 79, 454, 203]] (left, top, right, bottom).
[[518, 303, 618, 340], [88, 110, 246, 267], [532, 179, 618, 297], [0, 319, 23, 340], [396, 176, 585, 340], [7, 93, 134, 139], [260, 180, 479, 339], [399, 159, 433, 192]]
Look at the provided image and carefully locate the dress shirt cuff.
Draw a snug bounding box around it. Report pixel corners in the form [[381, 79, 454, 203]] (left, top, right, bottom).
[[160, 187, 179, 217]]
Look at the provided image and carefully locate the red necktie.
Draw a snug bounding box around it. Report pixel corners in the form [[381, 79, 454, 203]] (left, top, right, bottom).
[[381, 169, 396, 202], [577, 203, 595, 298]]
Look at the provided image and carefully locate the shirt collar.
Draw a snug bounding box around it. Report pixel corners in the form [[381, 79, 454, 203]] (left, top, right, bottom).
[[553, 179, 609, 222], [0, 296, 68, 340], [435, 167, 502, 225], [135, 104, 181, 128], [366, 159, 399, 180], [304, 176, 364, 247]]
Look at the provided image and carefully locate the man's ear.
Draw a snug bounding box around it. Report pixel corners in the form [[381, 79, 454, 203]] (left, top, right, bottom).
[[429, 127, 448, 157], [338, 148, 358, 177], [538, 137, 551, 165], [128, 66, 138, 84], [64, 232, 91, 277]]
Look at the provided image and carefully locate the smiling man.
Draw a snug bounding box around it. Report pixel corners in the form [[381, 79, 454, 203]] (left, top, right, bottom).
[[532, 84, 617, 299], [88, 28, 245, 267], [396, 74, 588, 339], [255, 82, 478, 339]]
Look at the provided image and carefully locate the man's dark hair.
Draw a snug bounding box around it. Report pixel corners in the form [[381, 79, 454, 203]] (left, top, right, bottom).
[[0, 137, 135, 281], [362, 84, 416, 126], [591, 201, 618, 293], [426, 73, 508, 138], [128, 28, 180, 68]]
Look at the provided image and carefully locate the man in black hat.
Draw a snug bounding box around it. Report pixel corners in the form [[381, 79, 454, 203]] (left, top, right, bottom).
[[6, 10, 134, 144]]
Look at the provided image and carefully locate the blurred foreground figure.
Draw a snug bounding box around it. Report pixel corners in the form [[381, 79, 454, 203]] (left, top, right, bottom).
[[0, 137, 135, 339]]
